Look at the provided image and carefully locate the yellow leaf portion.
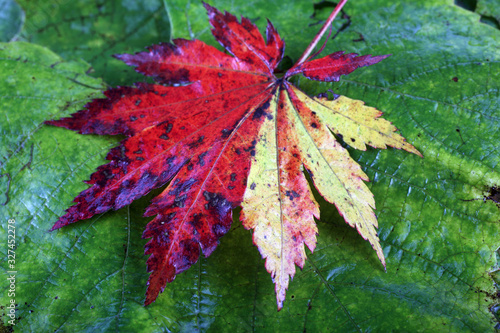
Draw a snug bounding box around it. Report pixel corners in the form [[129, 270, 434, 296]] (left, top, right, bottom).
[[241, 90, 319, 311], [293, 88, 422, 156], [286, 85, 385, 266], [241, 83, 420, 310]]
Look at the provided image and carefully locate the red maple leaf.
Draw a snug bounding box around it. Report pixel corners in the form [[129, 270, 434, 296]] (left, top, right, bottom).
[[46, 3, 420, 310]]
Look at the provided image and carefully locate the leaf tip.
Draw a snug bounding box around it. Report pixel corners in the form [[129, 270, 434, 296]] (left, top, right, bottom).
[[49, 220, 64, 232], [277, 302, 284, 312], [376, 247, 387, 269], [144, 295, 155, 307], [202, 1, 218, 15], [403, 143, 423, 158]]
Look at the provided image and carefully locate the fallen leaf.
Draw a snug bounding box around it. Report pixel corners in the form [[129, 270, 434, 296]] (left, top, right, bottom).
[[45, 3, 421, 310]]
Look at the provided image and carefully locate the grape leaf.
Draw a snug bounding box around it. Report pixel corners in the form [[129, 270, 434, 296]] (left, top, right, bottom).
[[46, 3, 420, 310]]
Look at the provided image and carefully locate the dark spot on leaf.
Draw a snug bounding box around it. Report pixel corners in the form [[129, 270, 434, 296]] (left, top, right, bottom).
[[109, 145, 130, 163], [134, 150, 143, 154], [160, 134, 169, 140], [135, 99, 142, 106], [452, 77, 458, 82], [311, 122, 318, 128], [218, 72, 223, 77], [168, 67, 190, 83], [136, 157, 145, 161], [191, 213, 203, 229], [253, 99, 271, 120], [485, 186, 500, 207], [235, 148, 241, 155], [168, 178, 197, 208], [203, 191, 232, 219], [198, 152, 208, 166], [221, 128, 232, 139], [166, 156, 176, 166], [187, 164, 193, 171], [351, 138, 356, 142], [463, 185, 500, 209], [140, 114, 145, 118], [134, 172, 158, 192], [228, 185, 235, 190], [173, 194, 187, 208], [130, 115, 138, 121], [166, 123, 173, 134], [250, 182, 256, 190], [102, 169, 114, 180], [188, 136, 205, 149], [230, 173, 237, 181], [244, 140, 257, 156], [120, 146, 127, 159], [286, 190, 300, 201]]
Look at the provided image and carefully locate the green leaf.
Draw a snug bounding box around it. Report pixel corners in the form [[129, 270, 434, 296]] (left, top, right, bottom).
[[0, 0, 24, 42], [16, 0, 171, 86], [476, 0, 500, 27], [1, 0, 500, 332]]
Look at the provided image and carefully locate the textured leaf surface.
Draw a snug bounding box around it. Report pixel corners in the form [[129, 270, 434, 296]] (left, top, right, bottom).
[[476, 0, 500, 25], [0, 0, 24, 42], [45, 3, 414, 309], [2, 0, 500, 332], [17, 0, 171, 85]]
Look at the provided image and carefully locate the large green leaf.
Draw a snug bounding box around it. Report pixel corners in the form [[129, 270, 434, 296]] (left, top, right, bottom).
[[1, 0, 500, 331], [16, 0, 171, 86]]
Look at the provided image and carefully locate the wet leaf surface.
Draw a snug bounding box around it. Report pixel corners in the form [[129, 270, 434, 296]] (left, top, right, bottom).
[[46, 3, 419, 310], [1, 0, 500, 331], [17, 0, 171, 86]]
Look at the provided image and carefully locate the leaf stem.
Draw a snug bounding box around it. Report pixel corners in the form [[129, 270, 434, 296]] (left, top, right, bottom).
[[294, 0, 349, 66]]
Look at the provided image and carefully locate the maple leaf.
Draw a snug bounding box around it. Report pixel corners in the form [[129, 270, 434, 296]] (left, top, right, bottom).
[[45, 3, 421, 310]]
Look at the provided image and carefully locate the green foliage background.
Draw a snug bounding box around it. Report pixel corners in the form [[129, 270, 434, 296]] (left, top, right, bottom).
[[1, 0, 500, 331]]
